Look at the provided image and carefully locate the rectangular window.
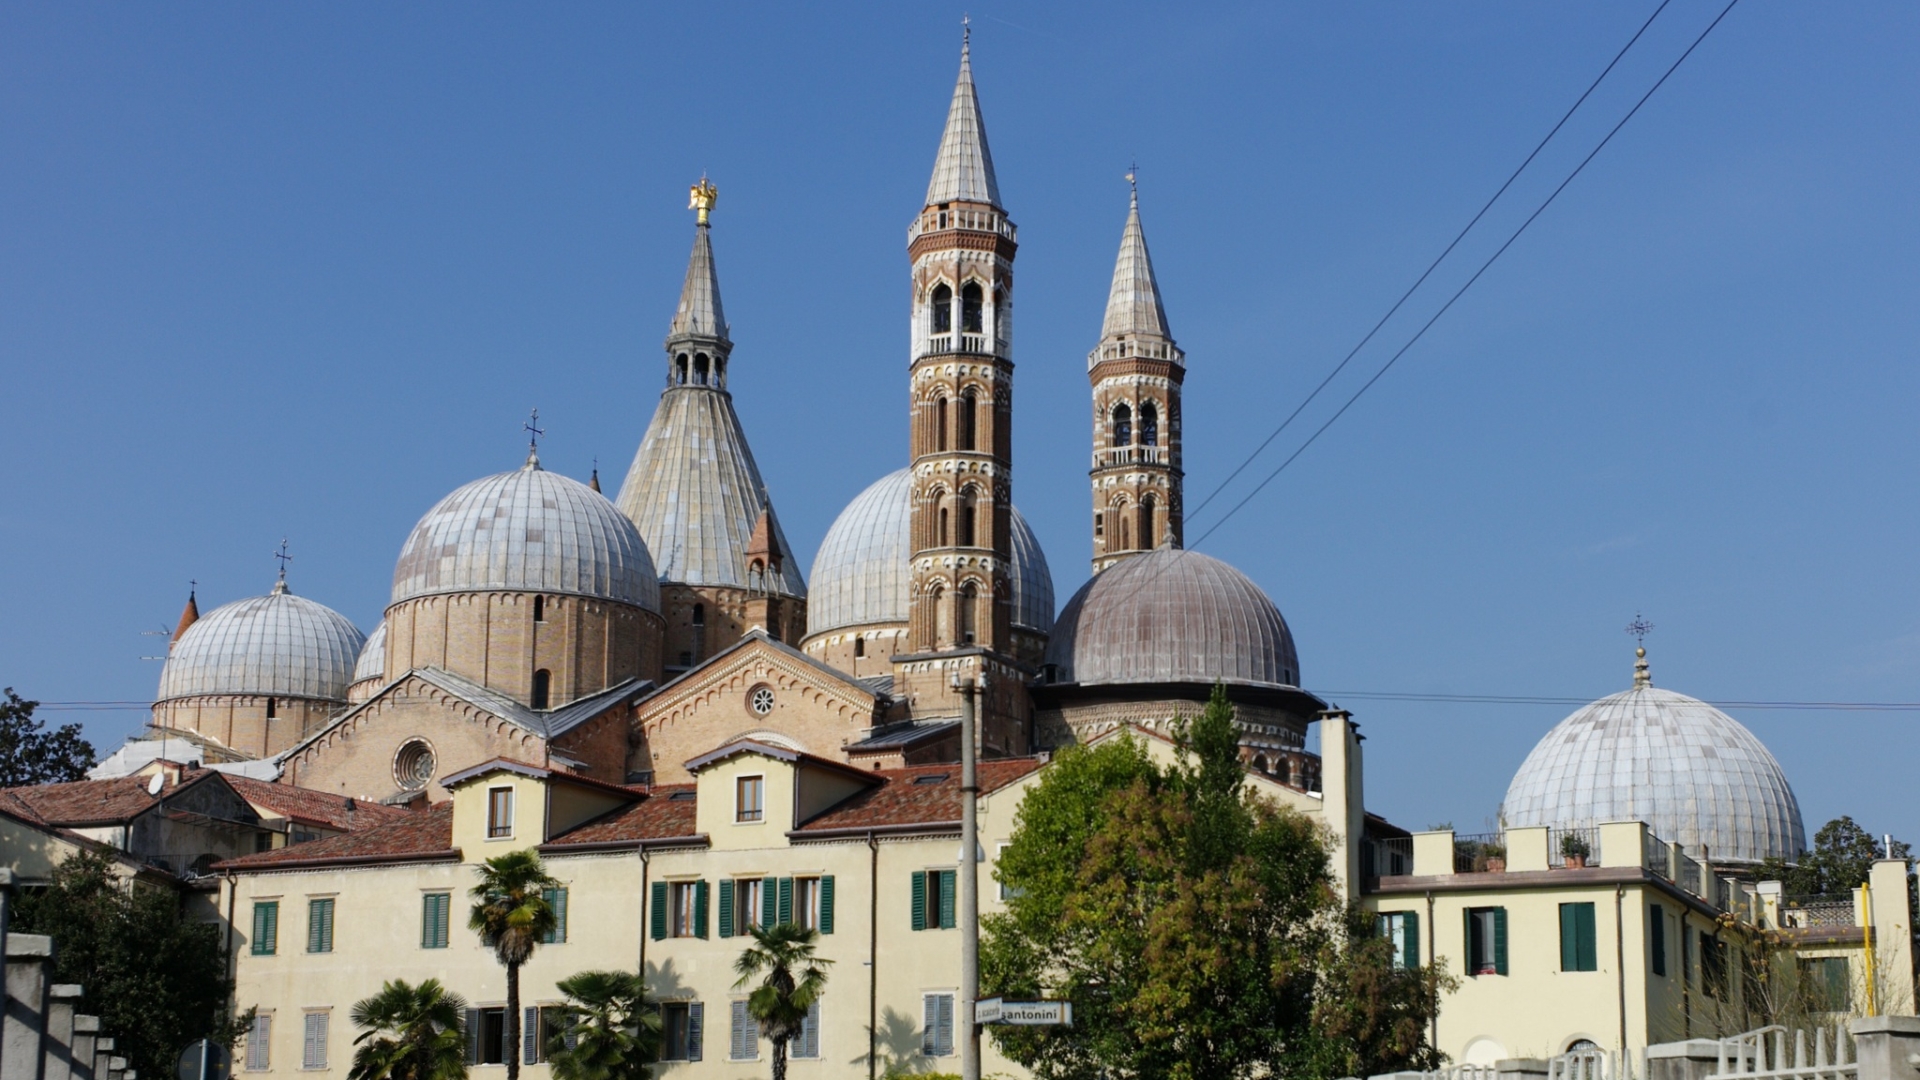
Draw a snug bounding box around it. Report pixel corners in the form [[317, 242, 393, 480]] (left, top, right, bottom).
[[1650, 905, 1668, 977], [736, 776, 764, 823], [795, 877, 821, 931], [1465, 906, 1508, 976], [251, 901, 279, 956], [468, 1007, 507, 1066], [921, 993, 955, 1057], [727, 878, 763, 937], [245, 1013, 271, 1071], [1799, 956, 1851, 1013], [661, 1003, 703, 1062], [541, 887, 568, 944], [1559, 902, 1598, 972], [1703, 935, 1728, 999], [729, 1000, 757, 1060], [669, 881, 707, 938], [487, 787, 514, 838], [793, 1001, 820, 1060], [301, 1012, 328, 1070], [422, 893, 451, 949], [307, 898, 335, 954], [996, 844, 1023, 901], [911, 870, 958, 930], [1378, 911, 1420, 971], [523, 1006, 574, 1065]]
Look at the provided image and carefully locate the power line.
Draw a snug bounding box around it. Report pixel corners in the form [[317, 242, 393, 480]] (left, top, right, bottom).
[[1188, 0, 1742, 550], [1186, 0, 1675, 523], [1312, 690, 1920, 713]]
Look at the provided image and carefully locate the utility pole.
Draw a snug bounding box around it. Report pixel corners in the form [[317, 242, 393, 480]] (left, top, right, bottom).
[[957, 670, 981, 1080]]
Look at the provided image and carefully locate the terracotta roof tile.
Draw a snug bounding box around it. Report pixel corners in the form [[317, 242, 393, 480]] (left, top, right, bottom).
[[796, 759, 1042, 832], [222, 775, 412, 832], [0, 772, 201, 826], [545, 786, 700, 847], [216, 803, 454, 871]]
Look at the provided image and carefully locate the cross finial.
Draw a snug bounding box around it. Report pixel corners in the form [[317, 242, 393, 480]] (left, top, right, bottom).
[[272, 539, 292, 591], [963, 13, 970, 47], [1626, 613, 1654, 647], [1626, 613, 1654, 688], [1126, 162, 1139, 205], [188, 578, 197, 598]]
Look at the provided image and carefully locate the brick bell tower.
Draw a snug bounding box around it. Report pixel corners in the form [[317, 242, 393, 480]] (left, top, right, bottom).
[[1089, 177, 1184, 574], [895, 32, 1031, 754]]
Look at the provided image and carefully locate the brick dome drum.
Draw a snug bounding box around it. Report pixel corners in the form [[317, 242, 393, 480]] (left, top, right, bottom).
[[1045, 548, 1299, 688], [391, 459, 660, 612], [157, 586, 366, 703]]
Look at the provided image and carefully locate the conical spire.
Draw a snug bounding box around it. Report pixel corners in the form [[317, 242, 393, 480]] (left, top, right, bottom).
[[668, 178, 728, 344], [1102, 183, 1171, 340], [170, 586, 199, 648], [924, 31, 1001, 208]]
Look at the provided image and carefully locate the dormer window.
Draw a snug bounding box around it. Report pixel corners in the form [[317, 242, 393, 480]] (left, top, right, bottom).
[[487, 787, 513, 838], [736, 775, 764, 823]]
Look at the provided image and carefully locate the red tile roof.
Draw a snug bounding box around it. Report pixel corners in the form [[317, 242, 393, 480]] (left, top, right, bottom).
[[0, 772, 208, 826], [215, 803, 455, 871], [795, 759, 1043, 833], [543, 786, 700, 848], [221, 775, 412, 832]]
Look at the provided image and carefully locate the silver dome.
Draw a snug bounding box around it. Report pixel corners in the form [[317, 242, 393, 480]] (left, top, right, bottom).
[[351, 620, 387, 685], [392, 459, 660, 612], [1501, 664, 1806, 865], [157, 583, 366, 703], [1045, 549, 1299, 688], [805, 468, 1054, 637]]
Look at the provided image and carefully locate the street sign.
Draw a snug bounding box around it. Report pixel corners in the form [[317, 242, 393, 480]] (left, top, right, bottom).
[[973, 998, 1071, 1026], [176, 1040, 231, 1080]]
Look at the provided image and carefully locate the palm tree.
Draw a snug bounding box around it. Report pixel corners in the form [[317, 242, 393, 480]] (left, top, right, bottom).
[[468, 849, 560, 1080], [347, 978, 469, 1080], [733, 923, 833, 1080], [544, 970, 661, 1080]]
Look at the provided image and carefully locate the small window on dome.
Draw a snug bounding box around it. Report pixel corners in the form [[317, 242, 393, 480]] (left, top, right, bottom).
[[531, 669, 551, 710], [854, 636, 865, 658], [692, 604, 705, 627], [694, 354, 710, 385], [265, 697, 277, 719], [532, 596, 545, 623]]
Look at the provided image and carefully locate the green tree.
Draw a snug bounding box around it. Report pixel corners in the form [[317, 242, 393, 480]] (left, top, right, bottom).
[[13, 851, 243, 1080], [545, 971, 660, 1080], [468, 850, 559, 1080], [983, 684, 1449, 1080], [733, 922, 832, 1080], [0, 687, 96, 785], [347, 979, 469, 1080], [1760, 816, 1911, 896]]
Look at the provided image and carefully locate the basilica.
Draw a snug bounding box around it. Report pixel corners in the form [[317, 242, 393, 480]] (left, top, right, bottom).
[[134, 35, 1325, 806]]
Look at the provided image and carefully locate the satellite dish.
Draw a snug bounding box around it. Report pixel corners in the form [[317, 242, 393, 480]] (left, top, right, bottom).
[[148, 773, 165, 796]]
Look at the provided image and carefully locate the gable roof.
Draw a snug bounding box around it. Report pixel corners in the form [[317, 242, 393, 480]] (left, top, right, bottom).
[[215, 803, 456, 872], [222, 774, 412, 832], [1, 770, 232, 828], [793, 759, 1044, 835], [684, 739, 879, 785], [439, 758, 645, 802], [540, 786, 702, 851], [647, 629, 881, 706]]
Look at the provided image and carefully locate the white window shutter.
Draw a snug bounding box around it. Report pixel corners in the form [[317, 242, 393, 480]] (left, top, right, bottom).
[[687, 1002, 703, 1062]]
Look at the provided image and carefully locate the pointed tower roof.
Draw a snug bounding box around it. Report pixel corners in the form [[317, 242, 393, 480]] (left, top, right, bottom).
[[171, 587, 200, 648], [745, 508, 784, 572], [1102, 184, 1172, 340], [924, 34, 1001, 209], [668, 181, 728, 344]]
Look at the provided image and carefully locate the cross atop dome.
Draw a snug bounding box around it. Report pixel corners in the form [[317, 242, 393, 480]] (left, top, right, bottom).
[[272, 538, 293, 593], [1627, 613, 1654, 688]]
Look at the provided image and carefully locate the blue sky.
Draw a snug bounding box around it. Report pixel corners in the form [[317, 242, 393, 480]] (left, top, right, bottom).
[[3, 3, 1916, 843]]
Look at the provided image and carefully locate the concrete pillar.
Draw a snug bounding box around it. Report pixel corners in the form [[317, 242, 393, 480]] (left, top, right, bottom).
[[1645, 1038, 1721, 1080], [104, 1056, 124, 1080], [1851, 1016, 1920, 1080], [1494, 1058, 1549, 1080], [1317, 710, 1365, 900], [69, 1017, 97, 1080], [1412, 830, 1455, 877], [90, 1036, 113, 1080], [1870, 860, 1916, 1015], [1599, 821, 1647, 869], [1755, 880, 1782, 928], [1506, 827, 1550, 873], [5, 933, 55, 1080], [42, 986, 81, 1080]]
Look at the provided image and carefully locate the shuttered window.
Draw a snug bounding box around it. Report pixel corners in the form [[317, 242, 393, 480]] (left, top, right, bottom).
[[301, 1012, 328, 1070], [761, 877, 778, 928], [909, 870, 957, 931], [1650, 905, 1668, 977], [251, 901, 279, 956], [718, 880, 736, 939], [1378, 911, 1419, 970], [662, 1003, 705, 1061], [921, 994, 954, 1057], [245, 1013, 271, 1071], [793, 1001, 820, 1059], [819, 875, 835, 934], [729, 1000, 756, 1060], [777, 877, 793, 925], [541, 887, 568, 944], [307, 899, 335, 954], [422, 894, 451, 949], [650, 882, 668, 941], [1559, 902, 1598, 972], [1466, 907, 1508, 976]]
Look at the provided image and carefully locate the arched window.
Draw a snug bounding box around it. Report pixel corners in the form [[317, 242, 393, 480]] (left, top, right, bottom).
[[1138, 495, 1156, 550], [958, 390, 977, 451], [1252, 755, 1268, 774], [1111, 403, 1132, 447], [957, 488, 977, 547], [930, 586, 947, 646], [935, 493, 949, 546], [676, 354, 689, 384], [935, 397, 949, 452], [931, 284, 953, 334], [960, 282, 984, 334], [1140, 401, 1159, 447], [532, 595, 545, 623], [1117, 507, 1131, 551], [693, 354, 709, 385], [531, 669, 551, 710], [1273, 757, 1291, 785], [958, 582, 978, 643], [692, 604, 705, 626], [265, 697, 277, 719], [854, 636, 865, 658]]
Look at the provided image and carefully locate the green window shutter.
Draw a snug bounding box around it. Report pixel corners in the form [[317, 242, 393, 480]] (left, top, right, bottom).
[[1560, 904, 1577, 971], [1463, 908, 1474, 971], [1403, 910, 1420, 969], [650, 882, 668, 941], [820, 875, 835, 935], [718, 880, 735, 939], [938, 869, 957, 929], [778, 878, 794, 925], [524, 1007, 540, 1065], [1580, 903, 1597, 970], [761, 877, 778, 928], [910, 871, 927, 931], [686, 1002, 703, 1062], [311, 898, 333, 953], [253, 901, 278, 955], [694, 879, 709, 939], [465, 1009, 481, 1065], [1493, 907, 1509, 975], [540, 887, 567, 944]]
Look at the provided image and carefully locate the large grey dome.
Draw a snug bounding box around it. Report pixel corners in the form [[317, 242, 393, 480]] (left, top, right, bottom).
[[805, 468, 1054, 637], [157, 583, 366, 703], [1045, 549, 1298, 688], [392, 458, 660, 612], [351, 620, 387, 685], [1501, 658, 1805, 865]]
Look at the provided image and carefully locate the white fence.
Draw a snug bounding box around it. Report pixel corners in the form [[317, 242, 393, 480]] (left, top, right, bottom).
[[1709, 1025, 1855, 1080]]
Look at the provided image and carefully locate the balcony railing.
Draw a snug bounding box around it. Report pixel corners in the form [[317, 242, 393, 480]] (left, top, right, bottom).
[[1453, 832, 1505, 874], [1364, 837, 1413, 878], [1778, 895, 1856, 929], [922, 333, 996, 358], [1092, 445, 1172, 469], [1549, 826, 1600, 868], [908, 206, 1017, 243], [1087, 336, 1184, 370]]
